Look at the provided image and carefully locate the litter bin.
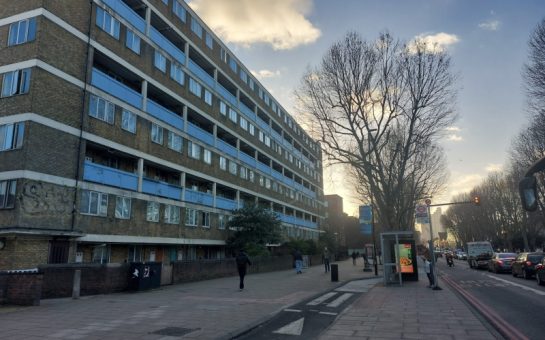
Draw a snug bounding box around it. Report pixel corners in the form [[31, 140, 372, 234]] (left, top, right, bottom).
[[128, 262, 162, 291], [331, 263, 338, 282]]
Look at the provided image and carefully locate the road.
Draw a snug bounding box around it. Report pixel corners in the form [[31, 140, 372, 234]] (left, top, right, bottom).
[[437, 257, 545, 340], [236, 278, 382, 339]]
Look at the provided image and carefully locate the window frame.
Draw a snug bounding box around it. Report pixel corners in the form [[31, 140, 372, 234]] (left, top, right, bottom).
[[185, 208, 197, 226], [151, 123, 164, 144], [146, 201, 160, 222], [115, 196, 131, 219], [96, 7, 120, 39], [1, 69, 31, 98], [164, 204, 180, 224], [80, 190, 108, 216], [89, 95, 115, 124], [121, 109, 136, 133], [125, 28, 141, 54], [8, 18, 36, 46], [167, 130, 183, 152], [0, 180, 17, 209], [0, 122, 24, 152], [154, 50, 167, 73]]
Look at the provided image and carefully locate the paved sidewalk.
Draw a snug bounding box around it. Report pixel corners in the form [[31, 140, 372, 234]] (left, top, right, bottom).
[[319, 269, 499, 340], [0, 258, 377, 340]]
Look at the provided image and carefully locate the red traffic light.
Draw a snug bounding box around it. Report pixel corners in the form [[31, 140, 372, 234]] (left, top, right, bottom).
[[473, 196, 481, 205]]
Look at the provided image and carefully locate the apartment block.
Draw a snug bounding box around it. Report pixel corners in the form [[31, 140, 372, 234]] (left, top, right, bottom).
[[0, 0, 324, 269]]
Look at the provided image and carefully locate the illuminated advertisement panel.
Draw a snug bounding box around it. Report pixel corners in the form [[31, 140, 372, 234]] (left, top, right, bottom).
[[397, 243, 414, 273]]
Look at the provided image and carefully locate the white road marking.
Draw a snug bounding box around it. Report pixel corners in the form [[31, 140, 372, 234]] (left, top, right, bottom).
[[335, 278, 382, 293], [486, 275, 545, 296], [284, 309, 302, 313], [319, 311, 338, 316], [306, 292, 337, 306], [326, 293, 353, 308], [273, 317, 305, 335]]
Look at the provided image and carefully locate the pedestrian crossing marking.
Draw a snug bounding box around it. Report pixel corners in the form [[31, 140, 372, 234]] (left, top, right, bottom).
[[306, 292, 337, 306], [326, 293, 353, 308], [284, 309, 302, 313], [319, 311, 338, 316], [273, 317, 305, 335]]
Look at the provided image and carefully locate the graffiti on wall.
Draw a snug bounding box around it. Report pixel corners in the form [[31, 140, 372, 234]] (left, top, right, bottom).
[[21, 181, 73, 215]]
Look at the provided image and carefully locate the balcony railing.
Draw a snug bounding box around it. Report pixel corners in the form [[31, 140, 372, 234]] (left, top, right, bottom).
[[217, 84, 237, 107], [188, 59, 215, 88], [271, 129, 282, 143], [142, 178, 182, 200], [271, 169, 283, 181], [103, 0, 146, 33], [239, 102, 256, 121], [238, 151, 256, 168], [217, 139, 237, 158], [257, 161, 271, 175], [216, 196, 237, 211], [146, 99, 184, 129], [187, 122, 214, 146], [256, 116, 270, 132], [150, 27, 186, 64], [184, 189, 213, 206], [91, 68, 143, 109], [83, 161, 138, 191]]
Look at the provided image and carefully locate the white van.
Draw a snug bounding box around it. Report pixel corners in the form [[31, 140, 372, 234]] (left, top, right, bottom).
[[466, 241, 494, 269]]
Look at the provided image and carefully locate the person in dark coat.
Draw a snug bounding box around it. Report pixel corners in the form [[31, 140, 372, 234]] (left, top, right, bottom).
[[351, 251, 357, 265], [235, 250, 251, 290], [294, 249, 303, 274]]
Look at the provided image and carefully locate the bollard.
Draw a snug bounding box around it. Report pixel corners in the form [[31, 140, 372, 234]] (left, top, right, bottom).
[[72, 269, 81, 299], [331, 264, 338, 282]]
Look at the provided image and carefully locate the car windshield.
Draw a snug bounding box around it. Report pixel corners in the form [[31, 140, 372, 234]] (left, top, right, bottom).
[[528, 254, 545, 262], [499, 253, 516, 258]]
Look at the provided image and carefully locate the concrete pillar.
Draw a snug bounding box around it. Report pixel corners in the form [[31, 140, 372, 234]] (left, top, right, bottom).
[[180, 172, 186, 199], [183, 106, 188, 132], [137, 158, 144, 192], [212, 183, 217, 208], [236, 190, 240, 208], [141, 80, 148, 111], [72, 270, 81, 299], [184, 43, 189, 67], [145, 7, 151, 36]]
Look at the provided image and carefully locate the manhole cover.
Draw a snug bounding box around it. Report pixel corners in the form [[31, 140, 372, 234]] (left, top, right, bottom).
[[150, 327, 199, 336]]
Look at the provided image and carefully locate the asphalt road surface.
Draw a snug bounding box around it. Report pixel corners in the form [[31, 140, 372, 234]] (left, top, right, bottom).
[[438, 257, 545, 340], [235, 277, 382, 339]]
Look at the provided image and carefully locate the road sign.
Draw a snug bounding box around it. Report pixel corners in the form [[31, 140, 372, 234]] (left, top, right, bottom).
[[415, 204, 428, 218], [359, 205, 373, 235], [425, 198, 432, 206]]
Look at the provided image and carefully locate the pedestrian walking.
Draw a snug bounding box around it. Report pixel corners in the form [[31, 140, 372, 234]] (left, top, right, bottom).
[[423, 255, 434, 288], [294, 249, 303, 274], [323, 247, 331, 273], [235, 250, 251, 290], [351, 251, 357, 265]]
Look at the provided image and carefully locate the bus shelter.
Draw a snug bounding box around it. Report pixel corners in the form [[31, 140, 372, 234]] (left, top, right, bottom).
[[380, 231, 418, 285]]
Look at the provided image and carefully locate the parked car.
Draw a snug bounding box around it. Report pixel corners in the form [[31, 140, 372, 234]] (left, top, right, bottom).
[[456, 251, 467, 260], [487, 252, 517, 273], [535, 258, 545, 286], [512, 252, 545, 279]]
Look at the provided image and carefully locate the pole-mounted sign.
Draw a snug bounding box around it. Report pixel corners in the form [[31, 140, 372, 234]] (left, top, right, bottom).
[[359, 205, 373, 235]]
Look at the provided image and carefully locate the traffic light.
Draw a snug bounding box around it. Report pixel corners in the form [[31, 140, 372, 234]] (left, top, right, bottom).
[[473, 196, 481, 205]]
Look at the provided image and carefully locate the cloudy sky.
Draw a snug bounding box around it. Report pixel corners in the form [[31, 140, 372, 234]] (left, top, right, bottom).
[[188, 0, 545, 216]]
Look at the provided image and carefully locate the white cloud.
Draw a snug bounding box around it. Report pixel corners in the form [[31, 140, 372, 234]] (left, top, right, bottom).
[[485, 163, 503, 172], [447, 174, 484, 199], [251, 69, 281, 79], [408, 32, 460, 53], [479, 20, 500, 31], [447, 134, 463, 142], [445, 126, 461, 132], [188, 0, 321, 50]]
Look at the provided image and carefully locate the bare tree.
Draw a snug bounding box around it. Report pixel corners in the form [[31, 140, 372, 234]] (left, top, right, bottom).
[[296, 32, 457, 230], [523, 17, 545, 115]]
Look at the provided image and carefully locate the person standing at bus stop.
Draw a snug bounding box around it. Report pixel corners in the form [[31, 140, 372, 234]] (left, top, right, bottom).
[[323, 247, 331, 273], [294, 249, 303, 274], [236, 250, 251, 291]]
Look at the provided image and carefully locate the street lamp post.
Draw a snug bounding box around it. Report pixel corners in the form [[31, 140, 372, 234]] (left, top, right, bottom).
[[426, 199, 441, 290]]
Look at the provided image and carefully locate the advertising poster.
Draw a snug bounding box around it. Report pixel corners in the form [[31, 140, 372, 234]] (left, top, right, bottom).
[[397, 243, 414, 273]]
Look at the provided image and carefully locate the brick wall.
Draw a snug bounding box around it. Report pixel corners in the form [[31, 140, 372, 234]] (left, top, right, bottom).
[[0, 272, 43, 306]]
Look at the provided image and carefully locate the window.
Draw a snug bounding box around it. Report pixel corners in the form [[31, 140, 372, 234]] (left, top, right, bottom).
[[162, 0, 169, 5], [167, 131, 183, 152], [173, 0, 186, 22], [80, 190, 108, 216], [164, 204, 180, 224], [249, 124, 255, 136], [121, 109, 136, 133], [1, 69, 31, 98], [89, 95, 114, 124], [218, 214, 226, 229], [249, 170, 255, 182], [0, 122, 24, 152], [189, 78, 202, 97], [204, 89, 212, 105], [240, 70, 247, 84], [228, 108, 237, 123], [249, 78, 254, 91], [151, 123, 163, 144], [205, 32, 213, 49], [259, 176, 264, 187], [220, 48, 228, 63], [92, 244, 110, 264], [154, 50, 167, 73], [265, 135, 271, 147], [219, 101, 227, 115], [96, 7, 120, 39], [0, 180, 16, 209], [8, 18, 36, 46], [240, 117, 248, 131], [125, 29, 140, 54], [128, 245, 142, 262], [219, 156, 227, 170], [265, 178, 271, 189], [229, 160, 237, 175], [170, 63, 184, 85], [185, 208, 197, 226], [188, 141, 201, 159], [146, 201, 160, 222], [203, 149, 212, 164], [115, 196, 131, 219], [191, 17, 203, 38], [259, 131, 264, 142], [202, 211, 210, 227], [229, 58, 237, 73], [240, 166, 247, 180]]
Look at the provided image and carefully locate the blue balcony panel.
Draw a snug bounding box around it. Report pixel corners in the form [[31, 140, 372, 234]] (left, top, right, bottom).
[[271, 170, 283, 181], [257, 161, 271, 175], [83, 161, 138, 191], [142, 178, 182, 200], [217, 84, 237, 107], [184, 189, 214, 207], [217, 139, 237, 158], [146, 99, 184, 129], [216, 197, 237, 211], [271, 129, 282, 143], [239, 152, 256, 168], [103, 0, 146, 33], [256, 117, 270, 132], [239, 103, 256, 121], [283, 177, 295, 187], [150, 27, 186, 64], [187, 122, 214, 146], [91, 68, 142, 109], [188, 59, 215, 88]]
